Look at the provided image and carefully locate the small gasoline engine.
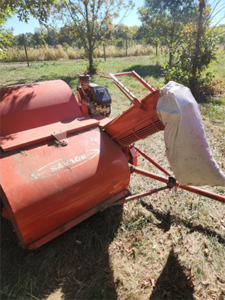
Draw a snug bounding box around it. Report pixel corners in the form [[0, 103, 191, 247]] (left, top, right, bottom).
[[77, 74, 111, 117]]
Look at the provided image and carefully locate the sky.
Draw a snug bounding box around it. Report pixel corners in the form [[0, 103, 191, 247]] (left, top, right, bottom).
[[5, 0, 145, 36], [5, 0, 225, 36]]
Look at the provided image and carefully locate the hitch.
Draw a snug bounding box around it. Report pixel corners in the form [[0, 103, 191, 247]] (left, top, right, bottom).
[[99, 176, 176, 211]]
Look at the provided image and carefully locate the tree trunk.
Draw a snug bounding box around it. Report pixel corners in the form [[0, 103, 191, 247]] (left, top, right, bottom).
[[126, 34, 128, 56], [169, 50, 173, 66], [192, 0, 205, 78], [103, 43, 106, 61], [168, 22, 175, 65], [88, 50, 94, 74]]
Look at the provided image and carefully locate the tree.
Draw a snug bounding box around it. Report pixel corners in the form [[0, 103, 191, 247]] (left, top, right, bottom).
[[0, 26, 13, 59], [49, 0, 134, 74], [0, 0, 57, 59], [112, 24, 129, 40], [163, 0, 223, 100], [11, 33, 26, 48], [138, 0, 197, 65], [138, 24, 161, 56], [58, 25, 77, 47], [0, 0, 58, 24], [112, 24, 133, 53], [0, 5, 13, 59], [112, 24, 138, 47], [45, 28, 59, 46], [217, 24, 225, 49]]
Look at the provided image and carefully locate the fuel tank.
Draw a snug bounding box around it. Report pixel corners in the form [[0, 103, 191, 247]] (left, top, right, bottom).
[[0, 80, 130, 249]]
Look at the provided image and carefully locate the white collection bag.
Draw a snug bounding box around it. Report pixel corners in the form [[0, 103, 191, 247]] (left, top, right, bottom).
[[156, 81, 225, 186]]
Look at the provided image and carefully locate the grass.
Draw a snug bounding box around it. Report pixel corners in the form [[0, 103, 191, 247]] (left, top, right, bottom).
[[0, 54, 225, 300]]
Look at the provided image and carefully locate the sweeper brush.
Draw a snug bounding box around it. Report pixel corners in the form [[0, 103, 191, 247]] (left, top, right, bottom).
[[0, 71, 224, 249]]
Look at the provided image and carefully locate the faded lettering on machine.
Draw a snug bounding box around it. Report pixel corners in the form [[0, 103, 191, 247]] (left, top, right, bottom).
[[31, 149, 99, 179]]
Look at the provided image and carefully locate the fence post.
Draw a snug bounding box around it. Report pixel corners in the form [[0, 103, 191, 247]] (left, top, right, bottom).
[[126, 33, 128, 56], [23, 34, 29, 67], [103, 43, 106, 61]]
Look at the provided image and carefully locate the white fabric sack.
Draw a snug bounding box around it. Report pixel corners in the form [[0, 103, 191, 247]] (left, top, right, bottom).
[[156, 81, 225, 186]]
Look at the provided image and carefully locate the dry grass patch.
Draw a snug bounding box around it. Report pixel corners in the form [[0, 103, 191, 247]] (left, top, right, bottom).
[[4, 44, 156, 63]]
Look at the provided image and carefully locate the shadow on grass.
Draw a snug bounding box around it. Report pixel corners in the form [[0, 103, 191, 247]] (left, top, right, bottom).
[[1, 206, 122, 300], [149, 248, 195, 300], [140, 200, 225, 245], [122, 65, 163, 79]]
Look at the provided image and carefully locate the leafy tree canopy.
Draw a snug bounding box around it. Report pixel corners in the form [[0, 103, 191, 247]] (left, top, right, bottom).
[[48, 0, 134, 73], [163, 0, 223, 100], [0, 0, 58, 60], [139, 0, 197, 64], [0, 27, 13, 59], [0, 0, 58, 23]]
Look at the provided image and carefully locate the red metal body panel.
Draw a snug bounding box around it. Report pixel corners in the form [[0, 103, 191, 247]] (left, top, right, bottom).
[[0, 80, 130, 249], [0, 127, 130, 248], [0, 117, 100, 151], [104, 90, 164, 146], [26, 190, 129, 250], [0, 80, 82, 136]]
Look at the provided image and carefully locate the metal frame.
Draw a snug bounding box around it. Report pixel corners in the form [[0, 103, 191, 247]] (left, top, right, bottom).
[[101, 70, 155, 109], [131, 147, 225, 204], [101, 71, 225, 205]]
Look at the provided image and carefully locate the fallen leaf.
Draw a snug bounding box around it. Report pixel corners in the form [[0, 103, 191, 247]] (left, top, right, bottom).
[[202, 279, 210, 286], [150, 278, 155, 287]]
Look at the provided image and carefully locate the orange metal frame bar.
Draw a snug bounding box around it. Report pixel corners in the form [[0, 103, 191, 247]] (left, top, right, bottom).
[[99, 184, 171, 211], [132, 147, 225, 204], [101, 71, 155, 109], [112, 71, 155, 93], [134, 146, 171, 177], [109, 73, 142, 108]]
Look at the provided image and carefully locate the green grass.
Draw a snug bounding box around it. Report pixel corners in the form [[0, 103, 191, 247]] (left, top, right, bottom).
[[0, 54, 225, 300], [0, 56, 164, 89]]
